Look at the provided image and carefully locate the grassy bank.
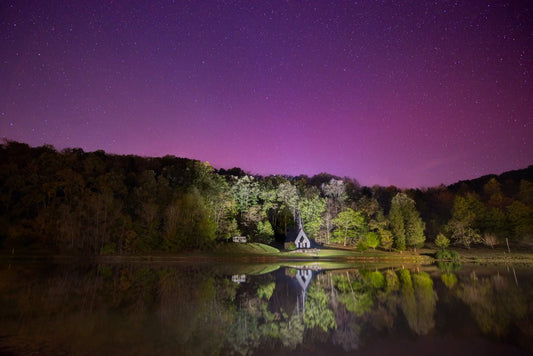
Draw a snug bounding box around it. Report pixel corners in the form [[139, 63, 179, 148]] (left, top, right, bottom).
[[3, 243, 533, 266], [211, 243, 434, 265]]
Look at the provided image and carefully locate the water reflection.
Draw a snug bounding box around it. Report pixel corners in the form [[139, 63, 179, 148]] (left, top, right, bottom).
[[0, 262, 532, 355]]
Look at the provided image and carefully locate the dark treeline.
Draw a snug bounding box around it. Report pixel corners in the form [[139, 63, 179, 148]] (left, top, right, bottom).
[[1, 140, 532, 254]]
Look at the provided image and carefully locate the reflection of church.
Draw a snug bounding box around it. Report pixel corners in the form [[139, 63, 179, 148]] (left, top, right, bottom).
[[295, 269, 313, 314]]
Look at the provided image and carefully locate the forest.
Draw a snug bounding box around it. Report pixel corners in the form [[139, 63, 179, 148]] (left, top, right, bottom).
[[1, 140, 532, 254]]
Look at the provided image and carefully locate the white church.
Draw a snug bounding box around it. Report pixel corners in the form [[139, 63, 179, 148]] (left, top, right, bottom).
[[285, 214, 311, 249]]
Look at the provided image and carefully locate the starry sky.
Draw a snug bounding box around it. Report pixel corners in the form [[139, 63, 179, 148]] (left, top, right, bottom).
[[1, 1, 532, 188]]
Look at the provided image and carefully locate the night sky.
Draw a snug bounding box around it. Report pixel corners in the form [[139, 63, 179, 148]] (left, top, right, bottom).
[[1, 1, 532, 187]]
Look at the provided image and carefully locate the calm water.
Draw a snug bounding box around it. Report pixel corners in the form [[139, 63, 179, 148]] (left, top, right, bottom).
[[1, 261, 532, 355]]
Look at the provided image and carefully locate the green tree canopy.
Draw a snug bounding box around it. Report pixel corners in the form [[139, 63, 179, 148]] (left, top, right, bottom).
[[390, 193, 426, 250], [434, 233, 450, 250], [446, 194, 483, 248], [332, 208, 366, 246], [299, 195, 326, 240]]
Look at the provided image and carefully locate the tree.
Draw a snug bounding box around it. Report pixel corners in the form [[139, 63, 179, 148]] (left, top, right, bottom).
[[483, 233, 498, 248], [356, 197, 380, 226], [255, 220, 274, 244], [322, 178, 346, 217], [321, 179, 346, 205], [434, 233, 450, 250], [276, 182, 299, 234], [258, 188, 278, 218], [483, 178, 504, 208], [446, 220, 480, 249], [379, 229, 394, 251], [518, 180, 533, 206], [230, 175, 260, 214], [212, 195, 240, 241], [241, 205, 264, 238], [164, 189, 216, 250], [277, 182, 299, 218], [332, 208, 366, 246], [389, 193, 426, 250], [446, 194, 482, 248], [299, 195, 326, 241], [482, 207, 507, 238], [365, 231, 380, 250], [507, 200, 533, 240], [389, 198, 405, 250], [405, 212, 425, 249]]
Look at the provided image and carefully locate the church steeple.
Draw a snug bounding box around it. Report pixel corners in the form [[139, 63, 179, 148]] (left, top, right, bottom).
[[294, 211, 310, 249]]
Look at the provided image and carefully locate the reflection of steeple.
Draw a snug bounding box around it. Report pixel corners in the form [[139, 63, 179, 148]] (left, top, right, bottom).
[[295, 269, 313, 315]]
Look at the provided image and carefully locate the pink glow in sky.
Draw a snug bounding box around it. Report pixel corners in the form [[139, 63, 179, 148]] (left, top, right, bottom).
[[1, 1, 532, 187]]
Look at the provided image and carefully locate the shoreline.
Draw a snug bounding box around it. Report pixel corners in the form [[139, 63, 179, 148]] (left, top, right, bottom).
[[2, 246, 533, 265]]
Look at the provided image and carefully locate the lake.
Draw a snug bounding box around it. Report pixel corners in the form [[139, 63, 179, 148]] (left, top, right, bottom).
[[1, 260, 532, 355]]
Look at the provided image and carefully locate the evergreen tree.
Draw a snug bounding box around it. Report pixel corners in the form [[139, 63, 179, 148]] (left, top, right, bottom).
[[405, 209, 426, 248], [389, 196, 406, 250], [390, 193, 426, 250]]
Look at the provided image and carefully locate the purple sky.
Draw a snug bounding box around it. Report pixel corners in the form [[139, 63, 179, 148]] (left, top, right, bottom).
[[1, 1, 532, 187]]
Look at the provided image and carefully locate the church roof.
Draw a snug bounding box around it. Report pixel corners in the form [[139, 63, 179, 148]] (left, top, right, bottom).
[[285, 225, 312, 248], [285, 214, 313, 248]]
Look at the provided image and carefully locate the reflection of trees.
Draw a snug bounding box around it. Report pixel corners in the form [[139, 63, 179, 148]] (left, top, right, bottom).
[[437, 260, 461, 273], [334, 271, 376, 317], [338, 291, 373, 316], [227, 309, 261, 355], [257, 282, 275, 300], [332, 269, 394, 348], [456, 272, 527, 337], [331, 268, 438, 337], [412, 271, 438, 335], [4, 264, 531, 355], [279, 313, 304, 349], [399, 270, 438, 335], [226, 268, 532, 354], [332, 307, 361, 351], [157, 272, 236, 355], [441, 273, 457, 289], [304, 284, 336, 332], [0, 265, 241, 355]]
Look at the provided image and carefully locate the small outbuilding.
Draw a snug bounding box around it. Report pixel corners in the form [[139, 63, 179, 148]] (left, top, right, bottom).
[[232, 274, 246, 283], [232, 236, 247, 243]]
